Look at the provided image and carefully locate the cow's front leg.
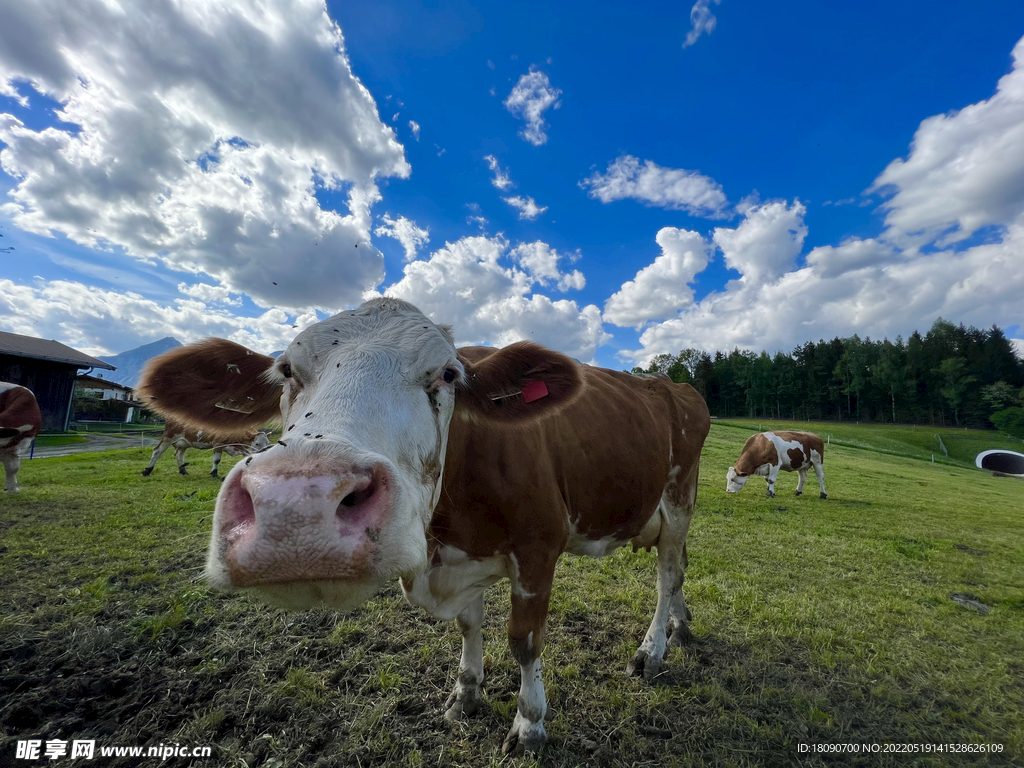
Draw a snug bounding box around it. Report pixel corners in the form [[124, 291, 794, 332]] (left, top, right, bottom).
[[795, 468, 808, 496], [503, 576, 554, 755], [765, 466, 780, 497], [141, 438, 171, 476], [444, 593, 485, 722], [2, 453, 20, 493]]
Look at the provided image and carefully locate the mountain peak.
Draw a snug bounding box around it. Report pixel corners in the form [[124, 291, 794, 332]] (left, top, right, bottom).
[[98, 337, 183, 388]]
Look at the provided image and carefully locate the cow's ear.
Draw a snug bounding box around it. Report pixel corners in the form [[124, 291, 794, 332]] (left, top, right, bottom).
[[137, 339, 282, 431], [455, 342, 584, 423]]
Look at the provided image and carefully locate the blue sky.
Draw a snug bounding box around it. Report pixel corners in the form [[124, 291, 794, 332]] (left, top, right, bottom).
[[1, 0, 1023, 367]]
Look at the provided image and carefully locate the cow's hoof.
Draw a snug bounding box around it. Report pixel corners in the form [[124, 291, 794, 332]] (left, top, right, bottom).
[[5, 487, 18, 494], [502, 719, 547, 755], [444, 689, 482, 722], [794, 490, 802, 496], [141, 467, 153, 477], [178, 464, 189, 475], [766, 491, 775, 498], [626, 649, 663, 683], [209, 471, 219, 478], [819, 492, 828, 500]]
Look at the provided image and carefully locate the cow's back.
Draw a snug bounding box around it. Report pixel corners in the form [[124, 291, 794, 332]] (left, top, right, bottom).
[[437, 355, 709, 557], [162, 417, 255, 448], [774, 431, 825, 460]]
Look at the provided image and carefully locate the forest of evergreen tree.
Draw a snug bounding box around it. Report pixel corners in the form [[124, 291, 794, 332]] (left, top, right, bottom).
[[632, 319, 1024, 432]]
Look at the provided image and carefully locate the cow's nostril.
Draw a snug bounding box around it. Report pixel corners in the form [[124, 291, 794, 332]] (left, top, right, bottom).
[[338, 476, 377, 512], [222, 472, 256, 542]]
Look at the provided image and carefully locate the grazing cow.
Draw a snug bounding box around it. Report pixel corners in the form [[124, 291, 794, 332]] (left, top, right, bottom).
[[726, 430, 827, 499], [137, 298, 710, 754], [141, 418, 271, 477], [0, 382, 43, 493]]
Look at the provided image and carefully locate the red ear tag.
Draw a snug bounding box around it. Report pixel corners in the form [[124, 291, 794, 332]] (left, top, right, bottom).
[[521, 380, 549, 403]]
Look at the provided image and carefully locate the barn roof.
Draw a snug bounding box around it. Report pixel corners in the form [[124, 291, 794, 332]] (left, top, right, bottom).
[[0, 330, 116, 371]]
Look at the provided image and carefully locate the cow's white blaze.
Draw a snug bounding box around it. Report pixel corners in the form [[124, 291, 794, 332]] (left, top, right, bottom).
[[207, 298, 464, 610], [725, 466, 748, 493]]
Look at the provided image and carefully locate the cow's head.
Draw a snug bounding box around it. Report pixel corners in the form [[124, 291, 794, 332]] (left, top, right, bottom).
[[137, 298, 582, 610], [725, 466, 749, 493], [218, 431, 272, 458]]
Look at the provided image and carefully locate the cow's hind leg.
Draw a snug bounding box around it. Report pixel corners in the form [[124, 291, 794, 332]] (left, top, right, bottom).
[[141, 439, 171, 476], [444, 593, 485, 722], [175, 447, 189, 475], [629, 468, 697, 681], [210, 449, 223, 478], [3, 452, 21, 493], [813, 455, 827, 499]]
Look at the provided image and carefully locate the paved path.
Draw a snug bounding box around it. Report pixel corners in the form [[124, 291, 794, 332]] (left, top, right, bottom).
[[29, 432, 161, 459]]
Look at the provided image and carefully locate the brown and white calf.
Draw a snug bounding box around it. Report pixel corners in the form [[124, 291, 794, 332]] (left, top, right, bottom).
[[137, 297, 710, 753], [726, 430, 827, 499], [141, 418, 270, 477], [0, 382, 43, 493]]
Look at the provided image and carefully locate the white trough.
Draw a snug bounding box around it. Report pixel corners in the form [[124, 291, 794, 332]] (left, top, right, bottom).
[[975, 449, 1024, 477]]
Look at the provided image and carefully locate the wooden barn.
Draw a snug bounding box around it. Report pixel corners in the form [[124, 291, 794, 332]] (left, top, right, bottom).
[[0, 330, 116, 432]]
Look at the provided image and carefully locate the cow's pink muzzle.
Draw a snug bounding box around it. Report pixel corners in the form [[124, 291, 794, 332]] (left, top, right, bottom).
[[216, 457, 393, 587]]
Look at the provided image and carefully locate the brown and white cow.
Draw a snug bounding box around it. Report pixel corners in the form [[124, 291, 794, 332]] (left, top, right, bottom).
[[137, 298, 710, 753], [141, 418, 271, 477], [726, 430, 827, 499], [0, 382, 43, 493]]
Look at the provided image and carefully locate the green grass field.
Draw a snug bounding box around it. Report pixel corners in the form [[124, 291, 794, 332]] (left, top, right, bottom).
[[1, 423, 1021, 767]]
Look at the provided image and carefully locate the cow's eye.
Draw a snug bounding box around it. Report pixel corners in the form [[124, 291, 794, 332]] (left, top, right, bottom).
[[443, 368, 457, 383], [281, 363, 292, 378]]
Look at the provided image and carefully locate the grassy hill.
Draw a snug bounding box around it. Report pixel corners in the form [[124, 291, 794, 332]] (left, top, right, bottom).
[[715, 418, 1024, 469]]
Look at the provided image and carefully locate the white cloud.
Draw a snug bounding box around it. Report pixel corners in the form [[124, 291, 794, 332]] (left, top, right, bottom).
[[0, 278, 311, 357], [503, 195, 547, 220], [503, 68, 562, 146], [177, 282, 242, 306], [374, 213, 430, 261], [626, 217, 1024, 365], [682, 0, 722, 48], [870, 36, 1024, 250], [713, 200, 807, 284], [408, 120, 420, 140], [509, 241, 585, 292], [604, 228, 711, 328], [467, 215, 488, 230], [0, 0, 408, 312], [581, 155, 729, 218], [374, 236, 609, 362], [619, 179, 1024, 366], [484, 155, 514, 190]]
